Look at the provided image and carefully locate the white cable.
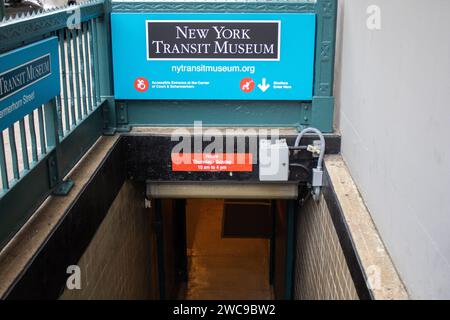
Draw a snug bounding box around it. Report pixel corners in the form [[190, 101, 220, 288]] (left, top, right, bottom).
[[294, 127, 326, 201], [294, 127, 326, 170]]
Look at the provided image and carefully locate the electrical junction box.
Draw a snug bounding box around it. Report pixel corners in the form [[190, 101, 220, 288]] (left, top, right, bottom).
[[259, 139, 289, 182]]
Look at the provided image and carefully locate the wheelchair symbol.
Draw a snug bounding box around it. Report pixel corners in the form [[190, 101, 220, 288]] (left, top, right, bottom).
[[134, 77, 149, 92]]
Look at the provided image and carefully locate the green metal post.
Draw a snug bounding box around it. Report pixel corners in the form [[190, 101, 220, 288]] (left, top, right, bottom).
[[96, 1, 118, 134], [312, 0, 338, 132], [44, 98, 74, 195], [0, 0, 5, 22]]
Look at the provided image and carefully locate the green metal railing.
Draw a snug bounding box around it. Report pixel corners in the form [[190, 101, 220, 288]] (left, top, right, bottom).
[[0, 0, 112, 248], [57, 19, 101, 136]]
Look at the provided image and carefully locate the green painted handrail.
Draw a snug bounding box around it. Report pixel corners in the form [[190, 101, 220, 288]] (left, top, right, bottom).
[[0, 0, 105, 52]]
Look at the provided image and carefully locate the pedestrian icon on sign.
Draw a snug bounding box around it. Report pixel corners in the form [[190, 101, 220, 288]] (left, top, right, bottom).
[[240, 78, 255, 93]]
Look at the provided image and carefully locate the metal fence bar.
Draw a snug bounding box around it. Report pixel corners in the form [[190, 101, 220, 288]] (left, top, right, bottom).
[[53, 29, 63, 138], [65, 28, 76, 128], [19, 119, 30, 171], [58, 30, 70, 133], [0, 133, 9, 190], [87, 20, 98, 108], [44, 100, 58, 150], [79, 26, 89, 117], [8, 126, 20, 180], [55, 95, 64, 139], [28, 113, 38, 163], [81, 23, 92, 112], [72, 28, 83, 122], [82, 22, 93, 112], [91, 18, 101, 104], [37, 107, 46, 155]]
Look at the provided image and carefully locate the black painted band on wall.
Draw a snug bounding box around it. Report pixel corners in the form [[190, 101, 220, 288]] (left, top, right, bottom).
[[321, 165, 374, 300], [4, 138, 126, 300]]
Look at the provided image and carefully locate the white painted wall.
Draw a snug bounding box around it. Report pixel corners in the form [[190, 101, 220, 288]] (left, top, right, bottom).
[[335, 0, 450, 299]]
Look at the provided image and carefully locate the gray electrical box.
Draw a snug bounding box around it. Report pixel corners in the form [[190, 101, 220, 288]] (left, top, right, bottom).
[[259, 139, 289, 182]]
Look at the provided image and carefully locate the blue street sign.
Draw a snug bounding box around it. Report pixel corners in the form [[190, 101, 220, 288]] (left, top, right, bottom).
[[0, 37, 60, 131], [111, 13, 316, 101]]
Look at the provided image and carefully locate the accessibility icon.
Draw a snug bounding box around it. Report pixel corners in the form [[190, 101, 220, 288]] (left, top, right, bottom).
[[240, 78, 255, 93], [134, 77, 149, 92]]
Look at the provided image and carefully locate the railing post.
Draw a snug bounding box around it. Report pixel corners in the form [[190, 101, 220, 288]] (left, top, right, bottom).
[[45, 98, 74, 195], [96, 1, 119, 134], [0, 0, 5, 21], [312, 0, 337, 132]]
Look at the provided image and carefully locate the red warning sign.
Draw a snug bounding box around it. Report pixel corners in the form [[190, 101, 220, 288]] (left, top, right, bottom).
[[171, 153, 253, 172]]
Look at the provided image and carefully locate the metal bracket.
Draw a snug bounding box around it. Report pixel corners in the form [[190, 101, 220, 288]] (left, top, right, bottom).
[[116, 125, 131, 133], [47, 155, 74, 196], [115, 101, 131, 132], [47, 155, 59, 189], [103, 128, 116, 136], [300, 103, 312, 128], [117, 101, 128, 125], [53, 179, 75, 196]]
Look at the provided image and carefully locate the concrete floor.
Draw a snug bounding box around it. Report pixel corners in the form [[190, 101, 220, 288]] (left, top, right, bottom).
[[185, 199, 273, 300]]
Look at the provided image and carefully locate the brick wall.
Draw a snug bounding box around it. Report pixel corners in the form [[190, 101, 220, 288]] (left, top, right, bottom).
[[294, 194, 359, 300], [60, 181, 159, 300], [293, 155, 407, 300]]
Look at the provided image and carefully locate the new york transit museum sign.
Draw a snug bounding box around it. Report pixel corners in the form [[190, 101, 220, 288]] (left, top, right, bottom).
[[0, 37, 60, 131], [111, 13, 316, 100]]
